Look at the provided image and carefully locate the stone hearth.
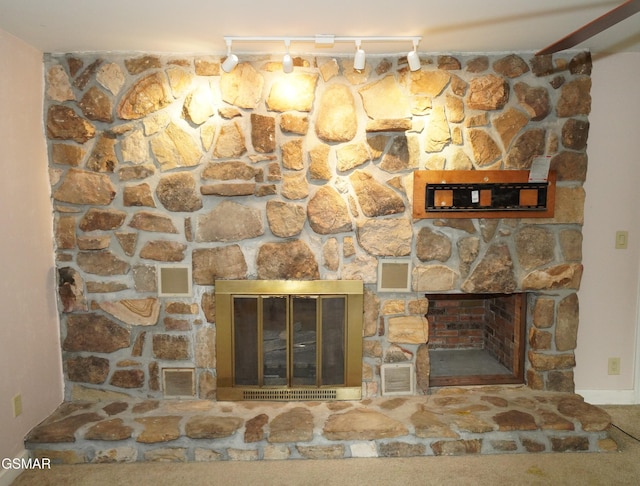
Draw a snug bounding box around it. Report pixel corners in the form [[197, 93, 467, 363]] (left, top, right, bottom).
[[25, 387, 615, 463]]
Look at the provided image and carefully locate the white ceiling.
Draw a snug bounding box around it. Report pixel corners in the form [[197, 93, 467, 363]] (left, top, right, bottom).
[[0, 0, 638, 56]]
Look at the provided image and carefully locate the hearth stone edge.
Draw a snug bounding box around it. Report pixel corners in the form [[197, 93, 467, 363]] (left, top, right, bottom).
[[25, 386, 616, 463]]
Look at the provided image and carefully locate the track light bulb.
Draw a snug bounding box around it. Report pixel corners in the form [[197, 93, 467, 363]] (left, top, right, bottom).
[[282, 39, 293, 73], [282, 54, 293, 73], [221, 40, 238, 73], [353, 40, 366, 71], [222, 54, 238, 73], [407, 39, 421, 71], [407, 50, 420, 71]]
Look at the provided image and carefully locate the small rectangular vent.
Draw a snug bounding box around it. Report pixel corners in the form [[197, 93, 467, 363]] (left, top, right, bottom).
[[381, 363, 414, 396], [162, 368, 195, 398], [242, 389, 338, 401], [157, 265, 192, 297], [377, 259, 411, 292]]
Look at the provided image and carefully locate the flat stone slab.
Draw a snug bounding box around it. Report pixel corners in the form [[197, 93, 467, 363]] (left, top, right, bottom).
[[451, 414, 495, 433], [296, 444, 345, 459], [557, 396, 611, 431], [103, 402, 129, 416], [379, 442, 427, 457], [539, 411, 575, 431], [135, 416, 181, 443], [185, 415, 243, 439], [131, 400, 159, 414], [85, 418, 133, 441], [411, 409, 459, 438], [244, 413, 269, 443], [323, 409, 408, 440], [431, 439, 482, 456], [268, 407, 314, 443], [27, 412, 103, 443], [493, 410, 538, 431]]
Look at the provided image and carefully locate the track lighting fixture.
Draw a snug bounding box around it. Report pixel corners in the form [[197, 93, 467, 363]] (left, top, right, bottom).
[[282, 39, 294, 73], [353, 40, 366, 71], [221, 39, 239, 73], [407, 39, 421, 71], [221, 35, 422, 71]]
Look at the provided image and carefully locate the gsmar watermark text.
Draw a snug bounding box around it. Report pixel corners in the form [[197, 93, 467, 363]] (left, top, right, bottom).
[[2, 457, 51, 469]]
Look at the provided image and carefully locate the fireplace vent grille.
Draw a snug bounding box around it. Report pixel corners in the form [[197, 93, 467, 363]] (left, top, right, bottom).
[[242, 389, 338, 401], [162, 368, 195, 398], [381, 363, 414, 396]]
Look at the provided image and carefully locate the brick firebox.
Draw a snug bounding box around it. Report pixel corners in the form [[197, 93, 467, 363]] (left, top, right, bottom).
[[427, 293, 526, 387]]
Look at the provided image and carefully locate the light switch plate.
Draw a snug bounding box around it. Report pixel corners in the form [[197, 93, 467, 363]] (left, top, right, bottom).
[[12, 394, 22, 417], [615, 231, 628, 249], [608, 357, 621, 375]]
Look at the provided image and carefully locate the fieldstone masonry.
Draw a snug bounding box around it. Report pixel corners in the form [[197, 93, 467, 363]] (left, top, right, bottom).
[[25, 387, 615, 462], [45, 49, 590, 404]]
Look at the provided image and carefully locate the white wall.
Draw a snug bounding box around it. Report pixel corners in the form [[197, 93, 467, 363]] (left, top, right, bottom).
[[575, 52, 640, 404], [0, 29, 63, 462]]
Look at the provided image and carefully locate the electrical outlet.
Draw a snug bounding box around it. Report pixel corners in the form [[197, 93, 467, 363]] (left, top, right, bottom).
[[12, 394, 22, 417], [608, 357, 621, 375]]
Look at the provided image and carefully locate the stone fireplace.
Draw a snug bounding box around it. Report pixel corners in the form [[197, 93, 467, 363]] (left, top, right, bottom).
[[47, 48, 589, 402]]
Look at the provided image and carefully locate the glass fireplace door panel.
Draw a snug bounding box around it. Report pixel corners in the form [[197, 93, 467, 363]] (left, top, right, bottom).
[[262, 296, 287, 386], [321, 297, 346, 386], [291, 297, 317, 386], [233, 297, 258, 386]]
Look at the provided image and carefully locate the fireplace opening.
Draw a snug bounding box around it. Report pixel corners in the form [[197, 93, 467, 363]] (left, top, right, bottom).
[[215, 280, 363, 400], [427, 293, 526, 387]]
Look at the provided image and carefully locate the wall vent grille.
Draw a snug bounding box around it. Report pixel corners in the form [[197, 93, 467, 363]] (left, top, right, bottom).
[[162, 368, 195, 398], [242, 389, 338, 401], [381, 363, 414, 396]]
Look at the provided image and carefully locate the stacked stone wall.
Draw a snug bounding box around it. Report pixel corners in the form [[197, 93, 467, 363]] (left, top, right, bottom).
[[45, 50, 590, 400]]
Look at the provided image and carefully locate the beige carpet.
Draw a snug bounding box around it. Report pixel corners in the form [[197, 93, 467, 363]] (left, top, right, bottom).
[[602, 404, 640, 440], [12, 405, 640, 486]]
